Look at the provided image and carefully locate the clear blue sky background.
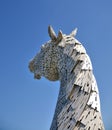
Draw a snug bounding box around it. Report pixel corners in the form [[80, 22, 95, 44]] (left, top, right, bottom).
[[0, 0, 112, 130]]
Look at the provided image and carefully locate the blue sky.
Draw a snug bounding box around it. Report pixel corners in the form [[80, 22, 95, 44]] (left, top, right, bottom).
[[0, 0, 112, 130]]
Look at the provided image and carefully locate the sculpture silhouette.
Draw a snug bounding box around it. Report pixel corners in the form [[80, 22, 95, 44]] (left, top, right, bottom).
[[29, 26, 104, 130]]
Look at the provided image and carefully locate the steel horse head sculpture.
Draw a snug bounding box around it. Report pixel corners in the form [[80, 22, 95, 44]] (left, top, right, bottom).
[[29, 26, 104, 130]]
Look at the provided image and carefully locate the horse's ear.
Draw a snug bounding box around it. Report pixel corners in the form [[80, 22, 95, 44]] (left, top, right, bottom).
[[70, 28, 78, 37], [48, 25, 57, 41], [56, 30, 63, 43]]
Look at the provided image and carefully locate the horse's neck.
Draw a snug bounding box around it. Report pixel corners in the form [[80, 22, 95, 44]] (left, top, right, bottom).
[[51, 43, 88, 118], [56, 42, 92, 109], [50, 41, 103, 130]]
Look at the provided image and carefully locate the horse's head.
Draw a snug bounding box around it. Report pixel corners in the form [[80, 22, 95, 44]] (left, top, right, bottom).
[[29, 26, 77, 81]]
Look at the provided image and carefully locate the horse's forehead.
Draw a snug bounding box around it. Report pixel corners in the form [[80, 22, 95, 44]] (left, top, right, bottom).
[[43, 40, 51, 46], [40, 41, 51, 51]]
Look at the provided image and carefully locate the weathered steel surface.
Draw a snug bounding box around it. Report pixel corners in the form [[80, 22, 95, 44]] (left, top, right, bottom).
[[29, 26, 105, 130]]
